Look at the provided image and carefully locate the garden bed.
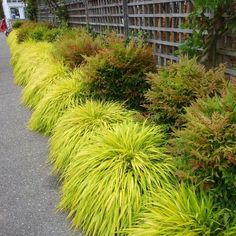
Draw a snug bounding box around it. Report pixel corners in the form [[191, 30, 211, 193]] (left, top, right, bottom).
[[7, 21, 236, 236]]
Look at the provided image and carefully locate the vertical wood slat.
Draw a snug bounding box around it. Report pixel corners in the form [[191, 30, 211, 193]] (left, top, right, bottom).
[[123, 0, 128, 38]]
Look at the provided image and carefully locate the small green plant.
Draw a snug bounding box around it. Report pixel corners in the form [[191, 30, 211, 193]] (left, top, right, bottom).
[[49, 100, 135, 175], [53, 29, 103, 68], [12, 21, 23, 29], [128, 184, 230, 236], [146, 57, 227, 129], [16, 27, 31, 43], [171, 86, 236, 209], [59, 121, 174, 236], [16, 21, 45, 43], [16, 21, 58, 43], [80, 38, 156, 110], [28, 74, 86, 135], [43, 28, 66, 42], [29, 26, 49, 42]]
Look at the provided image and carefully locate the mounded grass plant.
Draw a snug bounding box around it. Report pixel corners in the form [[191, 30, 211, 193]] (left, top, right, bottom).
[[28, 74, 85, 135], [7, 30, 19, 54], [21, 60, 70, 109], [128, 184, 229, 236], [59, 121, 174, 236], [12, 41, 54, 86], [49, 100, 135, 175], [146, 57, 227, 129], [171, 86, 236, 209]]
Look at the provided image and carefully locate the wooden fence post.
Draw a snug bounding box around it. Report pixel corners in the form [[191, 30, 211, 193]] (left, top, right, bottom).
[[84, 0, 89, 29], [123, 0, 129, 38]]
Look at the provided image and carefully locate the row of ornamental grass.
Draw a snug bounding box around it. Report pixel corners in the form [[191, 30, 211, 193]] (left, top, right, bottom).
[[7, 22, 236, 236]]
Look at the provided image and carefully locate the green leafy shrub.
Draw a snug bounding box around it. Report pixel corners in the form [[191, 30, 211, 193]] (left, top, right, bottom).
[[59, 121, 174, 236], [12, 20, 23, 29], [53, 29, 103, 68], [16, 21, 52, 43], [29, 26, 48, 42], [128, 184, 230, 236], [43, 28, 66, 42], [15, 20, 69, 43], [80, 39, 156, 110], [28, 73, 86, 135], [146, 57, 227, 129], [16, 21, 43, 43], [16, 26, 31, 43], [49, 100, 135, 175], [171, 87, 236, 208]]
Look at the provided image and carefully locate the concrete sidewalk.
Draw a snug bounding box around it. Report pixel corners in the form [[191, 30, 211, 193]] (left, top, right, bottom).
[[0, 34, 80, 236]]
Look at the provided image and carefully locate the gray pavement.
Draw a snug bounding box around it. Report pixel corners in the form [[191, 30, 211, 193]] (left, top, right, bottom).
[[0, 33, 80, 236]]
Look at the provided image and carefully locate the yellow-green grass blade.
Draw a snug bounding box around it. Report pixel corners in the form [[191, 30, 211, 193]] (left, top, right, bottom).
[[21, 60, 70, 109], [127, 184, 227, 236], [28, 75, 85, 135], [59, 121, 174, 236], [49, 100, 135, 176], [12, 41, 54, 86]]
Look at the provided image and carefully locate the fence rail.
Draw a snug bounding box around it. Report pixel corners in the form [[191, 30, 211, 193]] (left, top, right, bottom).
[[37, 0, 236, 78]]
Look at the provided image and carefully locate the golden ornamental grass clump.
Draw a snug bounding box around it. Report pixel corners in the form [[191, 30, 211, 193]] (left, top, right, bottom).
[[12, 41, 54, 86], [28, 71, 86, 135], [59, 121, 174, 236], [49, 100, 136, 175], [7, 30, 19, 54], [128, 184, 228, 236], [21, 60, 70, 109]]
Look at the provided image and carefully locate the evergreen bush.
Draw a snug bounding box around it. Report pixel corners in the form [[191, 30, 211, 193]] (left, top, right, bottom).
[[80, 39, 156, 110], [53, 29, 103, 68], [171, 87, 236, 208], [146, 57, 227, 129]]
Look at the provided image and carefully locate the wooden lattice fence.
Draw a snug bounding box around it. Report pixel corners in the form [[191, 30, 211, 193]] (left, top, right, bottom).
[[37, 0, 236, 78]]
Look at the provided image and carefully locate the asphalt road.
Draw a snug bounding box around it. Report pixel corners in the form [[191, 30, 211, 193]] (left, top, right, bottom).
[[0, 33, 80, 236]]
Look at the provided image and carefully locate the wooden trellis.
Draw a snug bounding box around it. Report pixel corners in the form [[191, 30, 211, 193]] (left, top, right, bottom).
[[126, 0, 193, 65], [37, 0, 235, 77]]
